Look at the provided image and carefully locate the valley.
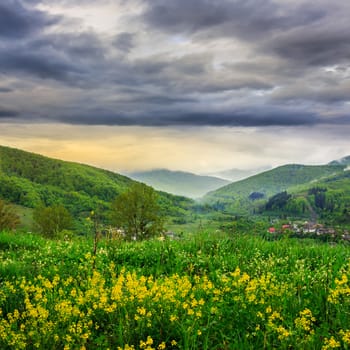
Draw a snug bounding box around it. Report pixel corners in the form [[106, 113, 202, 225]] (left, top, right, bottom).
[[1, 145, 350, 350]]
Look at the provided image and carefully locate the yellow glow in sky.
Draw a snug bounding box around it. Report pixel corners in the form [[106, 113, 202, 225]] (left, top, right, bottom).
[[1, 123, 349, 174]]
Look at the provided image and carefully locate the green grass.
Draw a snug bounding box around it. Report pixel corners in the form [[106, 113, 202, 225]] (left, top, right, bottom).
[[0, 230, 350, 349]]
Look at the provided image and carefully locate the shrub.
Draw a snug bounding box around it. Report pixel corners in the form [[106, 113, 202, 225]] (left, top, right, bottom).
[[33, 205, 73, 238], [0, 199, 20, 230]]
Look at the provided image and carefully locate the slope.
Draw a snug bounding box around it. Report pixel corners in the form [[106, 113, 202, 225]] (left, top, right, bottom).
[[0, 145, 195, 223], [204, 163, 345, 214], [260, 168, 350, 224], [129, 169, 229, 198]]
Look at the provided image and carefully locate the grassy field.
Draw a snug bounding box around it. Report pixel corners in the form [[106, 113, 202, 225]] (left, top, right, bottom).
[[0, 230, 350, 349]]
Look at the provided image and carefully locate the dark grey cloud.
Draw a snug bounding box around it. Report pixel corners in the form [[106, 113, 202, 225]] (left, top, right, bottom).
[[113, 32, 135, 53], [160, 109, 320, 127], [31, 32, 106, 60], [267, 27, 350, 66], [0, 50, 84, 83], [0, 0, 59, 39], [142, 0, 326, 40], [142, 0, 349, 69], [0, 0, 349, 130], [0, 87, 13, 93], [50, 103, 324, 128], [0, 30, 108, 86], [114, 94, 196, 105], [0, 106, 19, 118]]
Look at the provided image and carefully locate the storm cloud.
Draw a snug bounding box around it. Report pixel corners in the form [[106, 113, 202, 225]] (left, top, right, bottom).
[[0, 0, 349, 128], [0, 0, 59, 39], [0, 106, 19, 118]]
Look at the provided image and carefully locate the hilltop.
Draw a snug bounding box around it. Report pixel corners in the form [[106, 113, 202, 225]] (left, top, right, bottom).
[[0, 145, 196, 226], [129, 169, 229, 198]]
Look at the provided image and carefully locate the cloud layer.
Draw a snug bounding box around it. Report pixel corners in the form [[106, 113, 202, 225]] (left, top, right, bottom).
[[0, 0, 349, 129]]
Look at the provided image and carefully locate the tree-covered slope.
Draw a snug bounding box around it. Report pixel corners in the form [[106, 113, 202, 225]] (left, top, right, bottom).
[[260, 168, 350, 224], [0, 146, 195, 221], [204, 163, 345, 214], [0, 145, 135, 211], [129, 169, 229, 198]]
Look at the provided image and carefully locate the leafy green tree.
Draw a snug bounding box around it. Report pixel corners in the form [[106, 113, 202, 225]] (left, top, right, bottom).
[[33, 205, 73, 238], [0, 199, 20, 230], [266, 191, 291, 211], [111, 183, 164, 241]]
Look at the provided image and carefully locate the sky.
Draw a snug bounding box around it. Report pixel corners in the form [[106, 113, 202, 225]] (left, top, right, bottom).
[[0, 0, 350, 174]]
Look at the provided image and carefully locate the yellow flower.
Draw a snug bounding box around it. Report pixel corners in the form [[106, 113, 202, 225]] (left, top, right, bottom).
[[339, 330, 350, 345], [170, 315, 178, 322], [322, 336, 341, 349]]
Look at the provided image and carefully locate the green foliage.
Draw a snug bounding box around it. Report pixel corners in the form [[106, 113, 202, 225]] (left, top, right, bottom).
[[249, 191, 265, 200], [285, 196, 309, 215], [33, 205, 73, 238], [266, 191, 291, 211], [0, 199, 20, 230], [111, 183, 164, 240], [220, 216, 268, 235]]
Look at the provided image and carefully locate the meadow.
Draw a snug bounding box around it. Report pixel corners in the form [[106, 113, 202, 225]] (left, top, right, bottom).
[[0, 230, 350, 349]]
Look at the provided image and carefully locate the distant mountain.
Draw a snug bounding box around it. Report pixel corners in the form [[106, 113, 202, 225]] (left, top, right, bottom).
[[204, 163, 346, 214], [209, 166, 271, 182], [0, 145, 195, 224], [129, 169, 230, 198]]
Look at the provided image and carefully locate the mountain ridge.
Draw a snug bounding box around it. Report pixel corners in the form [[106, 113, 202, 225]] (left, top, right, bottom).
[[128, 168, 229, 198], [203, 162, 347, 214]]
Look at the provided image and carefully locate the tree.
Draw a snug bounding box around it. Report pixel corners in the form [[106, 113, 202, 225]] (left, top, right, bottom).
[[265, 191, 291, 211], [0, 199, 20, 230], [33, 204, 73, 238], [111, 183, 164, 240]]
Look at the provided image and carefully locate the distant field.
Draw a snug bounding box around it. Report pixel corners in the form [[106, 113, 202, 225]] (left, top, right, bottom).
[[1, 230, 350, 349]]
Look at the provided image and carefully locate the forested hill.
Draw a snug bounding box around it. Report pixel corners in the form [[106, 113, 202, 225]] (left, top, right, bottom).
[[203, 163, 346, 213], [258, 168, 350, 224], [0, 145, 194, 218]]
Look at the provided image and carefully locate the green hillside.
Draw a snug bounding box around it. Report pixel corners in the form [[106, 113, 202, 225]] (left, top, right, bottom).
[[129, 169, 229, 198], [204, 163, 345, 214], [0, 145, 196, 226], [261, 168, 350, 224]]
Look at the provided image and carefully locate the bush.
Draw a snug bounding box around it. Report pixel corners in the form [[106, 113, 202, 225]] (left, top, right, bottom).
[[0, 199, 20, 230], [33, 205, 73, 238]]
